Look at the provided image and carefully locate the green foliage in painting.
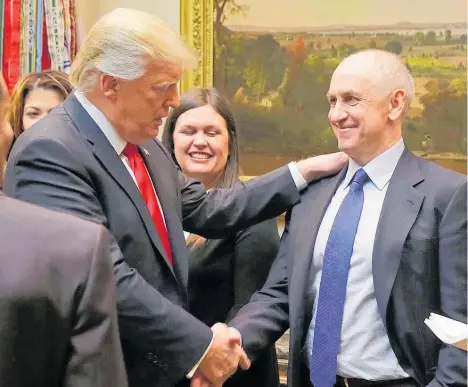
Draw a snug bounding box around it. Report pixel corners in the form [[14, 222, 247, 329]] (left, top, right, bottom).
[[212, 1, 467, 174]]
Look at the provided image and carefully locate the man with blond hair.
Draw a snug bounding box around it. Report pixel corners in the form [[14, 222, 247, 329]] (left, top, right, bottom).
[[229, 49, 467, 387], [4, 8, 346, 387]]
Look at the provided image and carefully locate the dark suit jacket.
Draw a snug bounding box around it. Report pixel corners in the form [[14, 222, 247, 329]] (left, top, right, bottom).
[[4, 93, 300, 387], [230, 149, 467, 387], [188, 219, 280, 387], [0, 193, 127, 387]]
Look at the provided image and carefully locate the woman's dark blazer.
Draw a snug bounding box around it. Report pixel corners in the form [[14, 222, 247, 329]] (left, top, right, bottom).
[[188, 218, 280, 387]]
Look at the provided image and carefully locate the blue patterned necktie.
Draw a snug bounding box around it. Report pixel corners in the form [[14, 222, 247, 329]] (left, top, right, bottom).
[[310, 168, 369, 387]]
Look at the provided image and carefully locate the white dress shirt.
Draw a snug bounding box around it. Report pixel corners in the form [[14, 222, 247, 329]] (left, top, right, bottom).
[[75, 91, 146, 184], [306, 138, 409, 380]]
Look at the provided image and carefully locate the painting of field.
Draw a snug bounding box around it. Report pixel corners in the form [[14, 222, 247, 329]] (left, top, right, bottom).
[[214, 0, 467, 175]]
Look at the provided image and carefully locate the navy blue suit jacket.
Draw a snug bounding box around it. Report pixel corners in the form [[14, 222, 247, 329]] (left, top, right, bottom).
[[231, 150, 467, 387], [4, 93, 301, 387]]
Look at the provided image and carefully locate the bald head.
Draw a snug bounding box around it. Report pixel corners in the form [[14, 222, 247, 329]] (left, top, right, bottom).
[[327, 49, 412, 165], [333, 49, 415, 114]]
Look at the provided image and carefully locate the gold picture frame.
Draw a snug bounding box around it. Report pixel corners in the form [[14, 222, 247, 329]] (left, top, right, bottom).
[[180, 7, 289, 384], [180, 0, 214, 93], [180, 0, 254, 182]]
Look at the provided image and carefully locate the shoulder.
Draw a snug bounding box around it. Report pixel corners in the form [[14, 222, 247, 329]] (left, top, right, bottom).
[[0, 195, 110, 312], [0, 194, 105, 268], [416, 157, 466, 207], [8, 109, 84, 162], [417, 157, 465, 188]]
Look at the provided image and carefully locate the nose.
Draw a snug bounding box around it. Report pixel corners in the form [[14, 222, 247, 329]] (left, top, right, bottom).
[[193, 131, 208, 147], [329, 101, 349, 124], [165, 87, 180, 109]]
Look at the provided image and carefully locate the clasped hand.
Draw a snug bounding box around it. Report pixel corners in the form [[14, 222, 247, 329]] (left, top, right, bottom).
[[191, 323, 250, 387]]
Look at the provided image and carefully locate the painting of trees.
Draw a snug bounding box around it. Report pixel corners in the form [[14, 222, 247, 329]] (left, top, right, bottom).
[[209, 0, 467, 175]]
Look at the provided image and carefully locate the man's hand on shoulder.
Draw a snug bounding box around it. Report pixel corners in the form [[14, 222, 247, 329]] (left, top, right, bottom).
[[296, 152, 348, 183]]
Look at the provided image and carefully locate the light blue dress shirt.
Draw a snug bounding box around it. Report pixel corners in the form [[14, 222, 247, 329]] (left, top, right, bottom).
[[307, 138, 410, 380]]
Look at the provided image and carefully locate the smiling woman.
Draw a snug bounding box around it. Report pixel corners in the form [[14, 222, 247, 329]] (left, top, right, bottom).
[[161, 87, 281, 387], [162, 87, 239, 189], [172, 104, 230, 188]]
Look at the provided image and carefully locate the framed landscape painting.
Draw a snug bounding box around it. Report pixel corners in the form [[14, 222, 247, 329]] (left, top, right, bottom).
[[181, 0, 467, 177]]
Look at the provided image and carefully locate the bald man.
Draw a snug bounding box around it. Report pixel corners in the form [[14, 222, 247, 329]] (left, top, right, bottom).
[[229, 50, 467, 387]]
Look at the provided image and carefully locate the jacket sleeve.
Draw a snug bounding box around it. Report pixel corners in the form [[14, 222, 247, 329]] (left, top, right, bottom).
[[428, 180, 467, 387], [180, 166, 301, 237]]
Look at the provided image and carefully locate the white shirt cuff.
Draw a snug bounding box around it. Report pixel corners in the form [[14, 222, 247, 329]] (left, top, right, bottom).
[[186, 334, 214, 378], [288, 162, 307, 191]]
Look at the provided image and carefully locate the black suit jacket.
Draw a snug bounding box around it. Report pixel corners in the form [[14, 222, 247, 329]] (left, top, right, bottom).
[[231, 150, 467, 387], [188, 219, 280, 387], [4, 93, 300, 387], [0, 193, 127, 387]]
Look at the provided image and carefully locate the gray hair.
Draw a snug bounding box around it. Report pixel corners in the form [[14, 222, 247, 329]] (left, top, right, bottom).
[[70, 8, 198, 91], [340, 49, 415, 115]]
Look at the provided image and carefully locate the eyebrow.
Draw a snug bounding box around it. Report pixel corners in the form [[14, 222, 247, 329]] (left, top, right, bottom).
[[326, 90, 360, 99], [179, 124, 221, 130], [156, 81, 178, 87]]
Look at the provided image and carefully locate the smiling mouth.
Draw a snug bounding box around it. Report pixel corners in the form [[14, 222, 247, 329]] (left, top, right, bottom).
[[189, 152, 212, 160], [337, 126, 358, 133]]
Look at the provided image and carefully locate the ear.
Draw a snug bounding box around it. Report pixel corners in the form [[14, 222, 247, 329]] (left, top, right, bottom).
[[387, 89, 406, 121], [100, 74, 120, 100]]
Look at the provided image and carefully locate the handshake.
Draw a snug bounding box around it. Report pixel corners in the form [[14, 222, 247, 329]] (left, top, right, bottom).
[[191, 323, 250, 387]]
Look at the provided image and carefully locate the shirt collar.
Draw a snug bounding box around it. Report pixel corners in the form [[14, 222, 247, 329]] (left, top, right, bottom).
[[74, 90, 127, 155], [342, 138, 405, 191]]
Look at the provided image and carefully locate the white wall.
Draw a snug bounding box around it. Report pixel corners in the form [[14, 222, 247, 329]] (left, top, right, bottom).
[[76, 0, 180, 42]]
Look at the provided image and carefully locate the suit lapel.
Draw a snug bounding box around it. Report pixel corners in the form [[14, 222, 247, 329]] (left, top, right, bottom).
[[372, 149, 425, 328], [63, 95, 174, 274], [289, 168, 348, 335]]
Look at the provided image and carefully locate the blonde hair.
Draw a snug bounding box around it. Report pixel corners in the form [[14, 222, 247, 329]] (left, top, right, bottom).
[[70, 8, 198, 91], [341, 49, 415, 114]]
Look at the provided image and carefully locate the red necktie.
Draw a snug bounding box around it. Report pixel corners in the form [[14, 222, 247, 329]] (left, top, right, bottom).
[[123, 144, 173, 266]]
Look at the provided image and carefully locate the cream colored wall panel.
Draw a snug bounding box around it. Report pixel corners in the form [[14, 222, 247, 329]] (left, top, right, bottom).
[[76, 0, 180, 38]]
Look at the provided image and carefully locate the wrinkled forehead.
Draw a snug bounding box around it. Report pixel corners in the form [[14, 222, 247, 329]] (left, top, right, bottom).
[[328, 60, 384, 97], [144, 60, 183, 83]]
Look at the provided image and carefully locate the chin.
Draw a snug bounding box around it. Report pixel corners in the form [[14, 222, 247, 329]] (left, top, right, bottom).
[[144, 127, 159, 139], [337, 138, 357, 152], [186, 165, 211, 177]]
